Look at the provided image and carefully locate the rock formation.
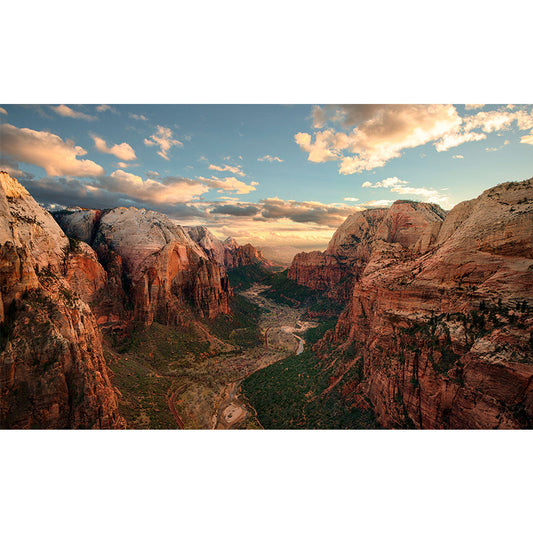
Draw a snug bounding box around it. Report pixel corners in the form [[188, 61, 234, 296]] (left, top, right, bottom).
[[55, 209, 232, 329], [291, 178, 533, 428], [185, 225, 271, 271], [0, 171, 125, 429], [288, 201, 447, 300]]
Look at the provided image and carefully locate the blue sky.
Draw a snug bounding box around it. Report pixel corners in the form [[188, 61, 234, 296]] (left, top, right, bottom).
[[1, 104, 532, 258]]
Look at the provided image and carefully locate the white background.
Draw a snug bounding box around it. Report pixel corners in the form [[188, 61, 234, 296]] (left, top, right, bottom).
[[2, 1, 532, 532]]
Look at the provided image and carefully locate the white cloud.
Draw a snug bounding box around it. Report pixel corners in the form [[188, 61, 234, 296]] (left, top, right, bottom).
[[130, 113, 148, 121], [0, 123, 104, 177], [196, 175, 258, 194], [434, 131, 486, 151], [464, 104, 485, 110], [52, 105, 96, 121], [258, 155, 284, 163], [520, 134, 533, 145], [144, 126, 183, 159], [296, 104, 533, 173], [208, 163, 246, 177], [452, 154, 464, 159], [107, 170, 208, 204], [91, 134, 136, 161], [96, 105, 118, 114], [358, 199, 394, 207], [362, 176, 407, 188], [0, 107, 7, 116], [343, 197, 359, 202], [362, 176, 450, 206]]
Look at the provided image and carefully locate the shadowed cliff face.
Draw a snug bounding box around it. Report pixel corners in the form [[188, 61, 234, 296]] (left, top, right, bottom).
[[55, 208, 232, 329], [290, 178, 533, 428], [0, 172, 125, 429]]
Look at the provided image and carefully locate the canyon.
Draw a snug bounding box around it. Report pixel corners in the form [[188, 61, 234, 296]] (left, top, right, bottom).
[[1, 169, 532, 429], [286, 177, 533, 428]]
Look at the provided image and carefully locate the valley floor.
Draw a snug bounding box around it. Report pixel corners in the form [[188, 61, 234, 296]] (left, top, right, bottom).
[[104, 283, 317, 429]]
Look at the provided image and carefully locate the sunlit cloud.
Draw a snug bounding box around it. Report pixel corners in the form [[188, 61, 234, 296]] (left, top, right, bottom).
[[361, 176, 450, 206], [144, 125, 183, 159], [0, 107, 7, 116], [452, 154, 464, 159], [344, 197, 359, 202], [91, 134, 136, 161], [258, 155, 284, 163], [520, 133, 533, 145], [130, 113, 148, 121], [465, 104, 485, 110], [96, 105, 118, 114], [0, 123, 104, 177], [51, 105, 96, 121], [208, 163, 246, 177], [196, 175, 258, 194], [296, 104, 533, 173]]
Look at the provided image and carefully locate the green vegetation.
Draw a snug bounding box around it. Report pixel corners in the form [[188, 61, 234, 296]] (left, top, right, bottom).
[[226, 263, 272, 290], [207, 293, 264, 348], [242, 347, 377, 429], [262, 270, 343, 317]]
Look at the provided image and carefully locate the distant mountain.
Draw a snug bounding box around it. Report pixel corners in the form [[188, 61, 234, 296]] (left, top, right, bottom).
[[287, 178, 533, 428], [185, 225, 272, 271]]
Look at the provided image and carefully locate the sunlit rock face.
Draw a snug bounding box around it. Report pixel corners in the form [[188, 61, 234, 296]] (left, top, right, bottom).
[[0, 172, 125, 429], [288, 201, 447, 301], [56, 208, 232, 328], [186, 225, 271, 271], [310, 177, 533, 428]]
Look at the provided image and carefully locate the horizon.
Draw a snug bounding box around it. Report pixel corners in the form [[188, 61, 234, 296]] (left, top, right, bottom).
[[1, 104, 532, 260]]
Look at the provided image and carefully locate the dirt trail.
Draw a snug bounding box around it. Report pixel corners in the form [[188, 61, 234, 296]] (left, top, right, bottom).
[[168, 387, 186, 429]]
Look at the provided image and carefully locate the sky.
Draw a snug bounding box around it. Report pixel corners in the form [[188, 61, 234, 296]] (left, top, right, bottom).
[[1, 104, 532, 261]]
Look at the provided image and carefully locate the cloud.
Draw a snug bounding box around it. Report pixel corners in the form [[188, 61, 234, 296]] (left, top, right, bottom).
[[344, 197, 359, 202], [129, 113, 148, 121], [465, 104, 485, 110], [520, 133, 533, 145], [0, 123, 104, 177], [144, 126, 183, 159], [0, 107, 7, 116], [452, 154, 464, 159], [51, 105, 96, 121], [196, 175, 258, 194], [358, 199, 394, 207], [91, 134, 137, 161], [434, 131, 486, 151], [208, 163, 246, 177], [258, 197, 358, 227], [258, 155, 284, 163], [96, 105, 118, 114], [362, 177, 407, 188], [104, 170, 209, 204], [211, 204, 260, 216], [361, 176, 450, 206], [296, 104, 533, 173]]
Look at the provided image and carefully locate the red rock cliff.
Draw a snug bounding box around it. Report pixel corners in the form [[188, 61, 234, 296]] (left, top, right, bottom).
[[0, 172, 125, 429], [313, 178, 533, 428]]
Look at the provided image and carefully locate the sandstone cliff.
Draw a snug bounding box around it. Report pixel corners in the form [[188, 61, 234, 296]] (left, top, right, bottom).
[[186, 225, 271, 271], [295, 178, 533, 428], [288, 201, 447, 301], [55, 209, 232, 328], [0, 172, 125, 429]]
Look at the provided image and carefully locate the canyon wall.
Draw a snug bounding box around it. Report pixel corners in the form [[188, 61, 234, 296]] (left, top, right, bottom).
[[55, 209, 232, 330], [292, 179, 533, 428], [0, 171, 125, 428]]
